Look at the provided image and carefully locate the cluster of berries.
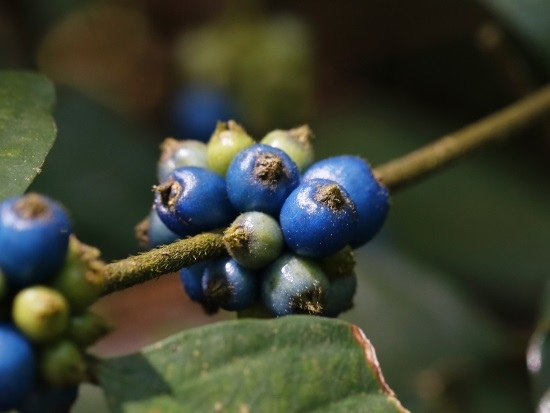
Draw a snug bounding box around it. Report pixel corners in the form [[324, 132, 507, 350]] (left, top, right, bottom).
[[0, 194, 109, 413], [147, 121, 389, 318]]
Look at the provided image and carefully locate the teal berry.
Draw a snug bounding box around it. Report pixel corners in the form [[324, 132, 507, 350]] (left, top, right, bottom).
[[261, 253, 330, 317], [0, 323, 36, 411], [223, 212, 284, 269], [146, 207, 180, 248], [260, 124, 314, 172], [0, 193, 71, 290], [17, 384, 79, 413], [13, 286, 70, 344], [279, 179, 358, 258], [323, 274, 357, 318], [206, 120, 255, 176], [302, 155, 390, 248], [226, 144, 300, 216], [202, 257, 260, 311], [157, 138, 208, 182], [154, 166, 237, 237]]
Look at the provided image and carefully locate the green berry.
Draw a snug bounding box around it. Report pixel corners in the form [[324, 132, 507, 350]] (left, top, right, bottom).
[[39, 340, 87, 386], [50, 235, 105, 314], [68, 311, 112, 348], [317, 246, 356, 280], [223, 212, 284, 269], [260, 125, 314, 171], [13, 286, 70, 343], [206, 120, 254, 176]]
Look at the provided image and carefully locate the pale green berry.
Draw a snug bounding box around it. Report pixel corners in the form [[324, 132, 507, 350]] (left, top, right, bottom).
[[13, 286, 70, 343], [260, 124, 314, 171], [207, 120, 254, 176]]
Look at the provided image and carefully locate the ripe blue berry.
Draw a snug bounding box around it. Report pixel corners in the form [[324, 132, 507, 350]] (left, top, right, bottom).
[[18, 384, 79, 413], [0, 323, 36, 411], [179, 261, 210, 303], [323, 274, 357, 318], [146, 207, 180, 248], [279, 179, 358, 258], [0, 193, 71, 290], [170, 84, 239, 142], [202, 257, 260, 311], [303, 156, 390, 248], [260, 125, 314, 172], [223, 212, 284, 269], [157, 138, 208, 182], [226, 144, 300, 216], [154, 166, 236, 237], [261, 253, 329, 316]]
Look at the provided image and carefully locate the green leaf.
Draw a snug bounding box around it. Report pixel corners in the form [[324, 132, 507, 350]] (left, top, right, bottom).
[[97, 316, 408, 413], [0, 71, 56, 200]]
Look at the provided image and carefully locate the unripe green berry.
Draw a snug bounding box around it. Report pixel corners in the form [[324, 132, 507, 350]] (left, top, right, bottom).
[[260, 125, 314, 171], [13, 286, 70, 343], [68, 311, 113, 348], [50, 235, 105, 314], [207, 120, 254, 176], [223, 212, 284, 269], [40, 340, 87, 386]]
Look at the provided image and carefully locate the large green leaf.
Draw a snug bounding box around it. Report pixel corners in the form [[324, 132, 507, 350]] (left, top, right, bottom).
[[97, 316, 408, 413], [0, 71, 56, 200]]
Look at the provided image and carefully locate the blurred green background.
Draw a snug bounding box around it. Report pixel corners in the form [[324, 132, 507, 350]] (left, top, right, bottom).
[[2, 0, 550, 411]]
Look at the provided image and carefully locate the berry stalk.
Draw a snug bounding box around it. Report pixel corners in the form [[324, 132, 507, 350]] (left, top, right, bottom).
[[101, 83, 550, 295]]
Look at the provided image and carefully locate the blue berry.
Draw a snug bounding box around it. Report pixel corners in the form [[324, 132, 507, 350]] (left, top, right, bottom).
[[157, 138, 208, 182], [18, 384, 79, 413], [323, 274, 357, 318], [146, 207, 180, 248], [303, 156, 390, 248], [0, 323, 36, 411], [202, 257, 260, 311], [169, 84, 239, 142], [0, 193, 72, 290], [179, 261, 210, 303], [226, 144, 300, 216], [261, 253, 329, 317], [223, 212, 284, 269], [154, 166, 236, 237], [279, 179, 357, 258]]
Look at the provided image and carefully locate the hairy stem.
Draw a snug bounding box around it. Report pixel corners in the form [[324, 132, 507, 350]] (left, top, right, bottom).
[[101, 232, 226, 295], [374, 83, 550, 192], [101, 84, 550, 295]]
